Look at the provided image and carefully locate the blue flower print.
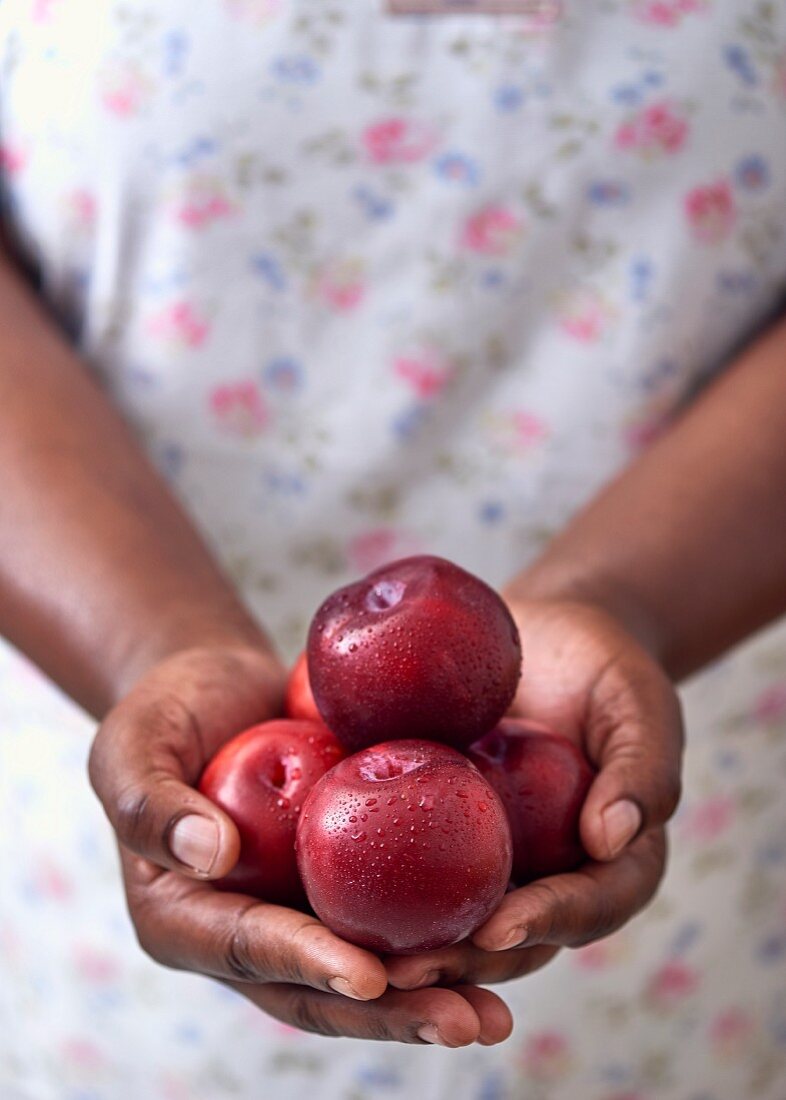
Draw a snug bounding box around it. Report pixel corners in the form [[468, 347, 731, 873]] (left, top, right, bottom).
[[352, 184, 394, 221], [355, 1064, 403, 1088], [263, 356, 303, 392], [734, 154, 769, 192], [162, 31, 189, 78], [270, 55, 321, 85], [723, 44, 758, 87], [587, 180, 630, 207], [251, 252, 288, 292], [392, 405, 429, 440], [157, 442, 185, 478], [494, 84, 525, 112], [758, 934, 786, 963], [611, 83, 643, 107], [479, 501, 505, 524], [434, 151, 481, 188], [629, 256, 655, 304], [175, 136, 217, 169], [717, 270, 758, 294], [264, 469, 307, 496]]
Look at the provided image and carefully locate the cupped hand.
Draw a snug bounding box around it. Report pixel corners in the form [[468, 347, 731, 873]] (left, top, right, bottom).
[[387, 598, 682, 992], [89, 645, 512, 1046]]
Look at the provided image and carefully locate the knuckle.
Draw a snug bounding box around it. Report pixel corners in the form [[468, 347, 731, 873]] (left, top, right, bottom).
[[573, 891, 617, 947], [224, 907, 269, 983], [362, 1013, 394, 1043], [286, 991, 338, 1038], [438, 961, 465, 986], [114, 783, 154, 848], [526, 880, 561, 942], [281, 921, 324, 984]]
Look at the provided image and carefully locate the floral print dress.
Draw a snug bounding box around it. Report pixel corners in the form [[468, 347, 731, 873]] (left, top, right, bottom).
[[2, 2, 786, 1098]]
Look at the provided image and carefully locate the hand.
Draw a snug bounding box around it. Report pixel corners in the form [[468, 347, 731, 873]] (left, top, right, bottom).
[[386, 598, 682, 992], [89, 645, 512, 1046]]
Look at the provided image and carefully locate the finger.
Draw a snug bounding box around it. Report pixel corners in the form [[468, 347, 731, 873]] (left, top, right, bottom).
[[581, 660, 683, 860], [237, 983, 501, 1046], [123, 849, 388, 1000], [450, 985, 514, 1046], [386, 942, 558, 990], [90, 697, 241, 878], [472, 829, 666, 951]]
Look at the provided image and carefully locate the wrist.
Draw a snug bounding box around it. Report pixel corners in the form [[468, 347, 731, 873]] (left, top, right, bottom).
[[505, 563, 668, 669], [107, 597, 282, 711]]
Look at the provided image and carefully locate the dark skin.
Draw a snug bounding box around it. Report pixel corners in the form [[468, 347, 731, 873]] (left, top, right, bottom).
[[2, 239, 785, 1044]]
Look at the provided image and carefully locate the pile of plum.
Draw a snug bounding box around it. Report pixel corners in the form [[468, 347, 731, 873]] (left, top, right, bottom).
[[200, 556, 593, 955]]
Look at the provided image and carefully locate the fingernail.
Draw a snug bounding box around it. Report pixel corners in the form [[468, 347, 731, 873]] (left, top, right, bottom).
[[412, 968, 440, 989], [328, 976, 365, 1001], [417, 1023, 450, 1047], [490, 927, 527, 951], [603, 799, 642, 858], [169, 815, 219, 874]]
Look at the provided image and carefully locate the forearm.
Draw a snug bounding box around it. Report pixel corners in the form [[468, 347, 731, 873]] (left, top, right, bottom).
[[0, 250, 273, 717], [510, 313, 786, 681]]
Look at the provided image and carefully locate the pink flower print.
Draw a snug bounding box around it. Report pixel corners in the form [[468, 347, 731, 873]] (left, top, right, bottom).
[[623, 405, 672, 452], [62, 1038, 105, 1071], [633, 0, 706, 25], [574, 933, 632, 972], [752, 683, 786, 726], [636, 1, 680, 24], [314, 258, 366, 313], [461, 205, 523, 256], [160, 1074, 192, 1100], [573, 940, 612, 971], [646, 960, 700, 1009], [394, 348, 453, 400], [100, 62, 151, 117], [679, 794, 736, 842], [710, 1008, 754, 1058], [174, 179, 234, 230], [485, 408, 548, 455], [615, 100, 689, 157], [210, 381, 269, 438], [67, 188, 97, 228], [685, 180, 736, 244], [348, 528, 420, 575], [0, 141, 29, 175], [224, 0, 283, 24], [32, 856, 73, 901], [521, 1031, 572, 1080], [363, 118, 437, 165], [73, 945, 120, 985], [148, 302, 210, 350], [559, 288, 616, 343], [33, 0, 62, 22], [513, 410, 548, 449], [515, 4, 563, 33]]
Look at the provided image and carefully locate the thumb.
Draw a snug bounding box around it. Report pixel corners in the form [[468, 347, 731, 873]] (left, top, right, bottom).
[[579, 663, 684, 862], [89, 698, 241, 879]]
